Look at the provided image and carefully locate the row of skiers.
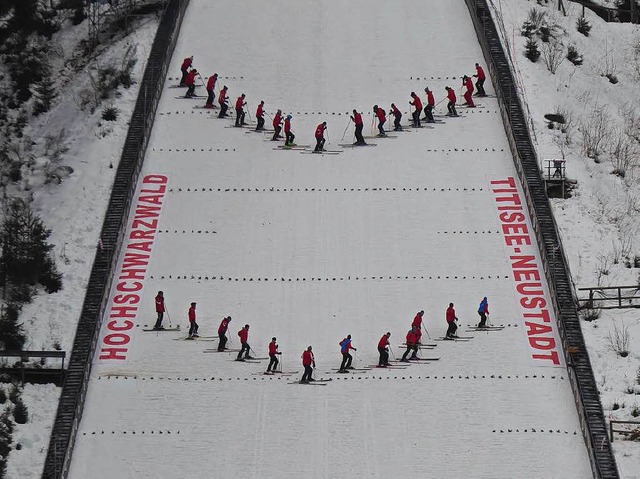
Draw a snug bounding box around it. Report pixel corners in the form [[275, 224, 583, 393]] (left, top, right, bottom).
[[153, 292, 490, 380], [177, 55, 488, 149]]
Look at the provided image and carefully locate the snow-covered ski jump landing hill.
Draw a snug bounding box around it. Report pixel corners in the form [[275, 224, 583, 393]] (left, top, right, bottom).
[[68, 0, 593, 477]]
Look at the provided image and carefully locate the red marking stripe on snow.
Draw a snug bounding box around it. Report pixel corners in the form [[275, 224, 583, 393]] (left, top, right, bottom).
[[100, 175, 167, 361], [491, 177, 561, 366]]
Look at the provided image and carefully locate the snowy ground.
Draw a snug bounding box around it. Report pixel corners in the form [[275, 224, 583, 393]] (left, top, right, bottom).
[[489, 0, 640, 476], [2, 13, 160, 479], [64, 0, 594, 477], [6, 0, 638, 477]]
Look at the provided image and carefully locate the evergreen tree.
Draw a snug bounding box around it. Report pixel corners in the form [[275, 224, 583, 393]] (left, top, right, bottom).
[[33, 64, 57, 116], [0, 302, 25, 350], [525, 38, 541, 62], [0, 199, 61, 291]]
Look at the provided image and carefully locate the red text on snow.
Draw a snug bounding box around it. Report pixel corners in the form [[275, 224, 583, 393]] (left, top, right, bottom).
[[100, 174, 167, 361], [491, 177, 561, 366]]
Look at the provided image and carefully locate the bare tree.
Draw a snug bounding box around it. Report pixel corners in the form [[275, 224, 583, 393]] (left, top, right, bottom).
[[606, 321, 630, 357], [542, 39, 565, 74], [609, 128, 639, 178], [580, 105, 611, 161]]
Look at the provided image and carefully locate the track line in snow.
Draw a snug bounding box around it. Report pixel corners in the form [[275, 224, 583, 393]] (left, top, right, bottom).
[[157, 229, 216, 234], [147, 274, 511, 282], [167, 186, 486, 193], [150, 147, 236, 152], [155, 229, 499, 235], [154, 230, 502, 236], [436, 230, 501, 234], [158, 109, 500, 116], [491, 429, 579, 436], [95, 373, 564, 382], [157, 110, 217, 116], [82, 430, 179, 436], [168, 76, 246, 81], [425, 147, 505, 152], [78, 427, 581, 438]]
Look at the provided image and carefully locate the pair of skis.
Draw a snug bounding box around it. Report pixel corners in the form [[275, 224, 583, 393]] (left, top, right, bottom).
[[435, 336, 473, 342], [256, 370, 298, 377], [289, 378, 332, 386], [234, 356, 268, 364], [466, 325, 505, 332]]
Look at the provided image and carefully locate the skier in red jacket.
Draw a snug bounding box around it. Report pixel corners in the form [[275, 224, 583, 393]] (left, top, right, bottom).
[[446, 303, 459, 338], [410, 92, 423, 127], [445, 86, 458, 117], [205, 73, 218, 108], [235, 94, 247, 127], [237, 324, 251, 360], [153, 291, 165, 330], [218, 86, 229, 118], [179, 55, 193, 86], [300, 346, 316, 383], [272, 109, 283, 141], [377, 332, 391, 367], [473, 63, 487, 96], [351, 109, 366, 145], [412, 310, 424, 339], [255, 100, 265, 131], [184, 69, 198, 98], [400, 327, 419, 361], [389, 103, 403, 131], [284, 114, 295, 146], [373, 105, 386, 136], [187, 302, 198, 338], [266, 337, 282, 373], [314, 121, 327, 152], [217, 316, 231, 351], [423, 88, 435, 123], [462, 76, 475, 107]]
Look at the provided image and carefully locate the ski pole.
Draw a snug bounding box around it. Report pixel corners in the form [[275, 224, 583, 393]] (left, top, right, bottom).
[[422, 324, 431, 339], [389, 346, 397, 360], [341, 118, 352, 141], [166, 307, 172, 328]]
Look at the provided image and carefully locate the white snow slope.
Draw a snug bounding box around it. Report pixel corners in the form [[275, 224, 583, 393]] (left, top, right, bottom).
[[67, 1, 593, 478]]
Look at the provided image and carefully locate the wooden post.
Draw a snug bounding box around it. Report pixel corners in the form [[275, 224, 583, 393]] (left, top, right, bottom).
[[558, 0, 566, 15]]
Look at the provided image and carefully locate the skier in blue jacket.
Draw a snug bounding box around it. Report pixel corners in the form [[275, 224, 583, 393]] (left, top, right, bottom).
[[338, 334, 357, 372], [478, 297, 489, 328]]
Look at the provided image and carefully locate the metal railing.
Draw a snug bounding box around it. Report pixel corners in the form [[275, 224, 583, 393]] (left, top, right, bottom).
[[464, 1, 619, 477], [579, 285, 640, 309], [42, 0, 190, 477], [569, 0, 639, 24], [609, 420, 640, 441]]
